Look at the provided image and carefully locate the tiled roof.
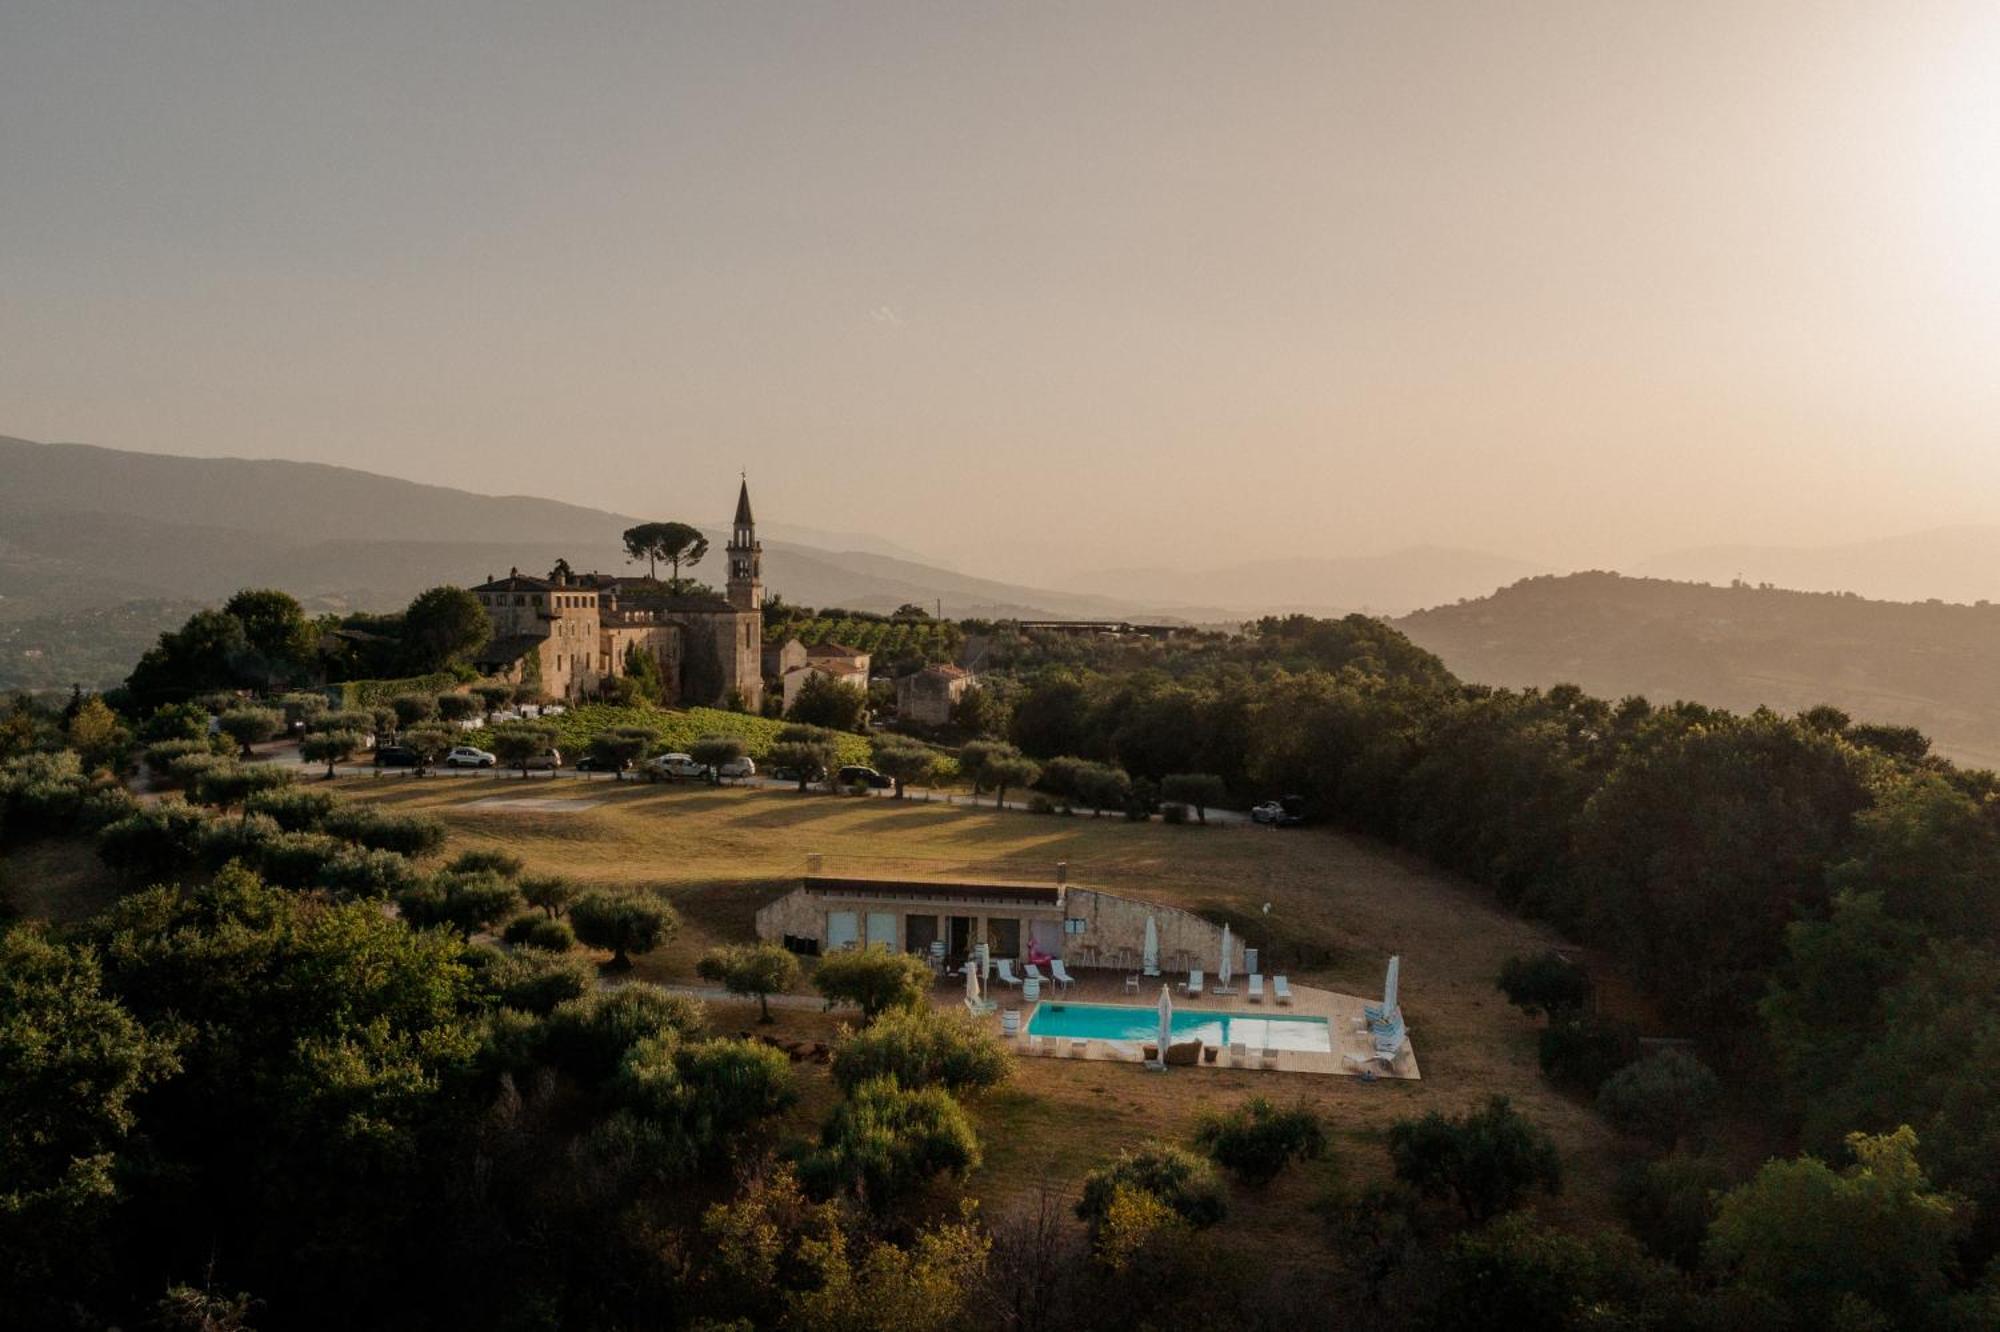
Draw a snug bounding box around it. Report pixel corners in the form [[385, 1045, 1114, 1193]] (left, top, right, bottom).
[[807, 640, 867, 659]]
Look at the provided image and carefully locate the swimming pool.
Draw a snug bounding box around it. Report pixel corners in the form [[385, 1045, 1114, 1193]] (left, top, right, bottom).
[[1026, 1001, 1333, 1053]]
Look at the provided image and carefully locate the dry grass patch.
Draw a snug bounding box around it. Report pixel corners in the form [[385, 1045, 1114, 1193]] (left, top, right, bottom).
[[328, 776, 1628, 1229]]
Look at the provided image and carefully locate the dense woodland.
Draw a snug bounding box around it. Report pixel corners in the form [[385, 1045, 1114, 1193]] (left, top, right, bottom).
[[3, 599, 2000, 1327]]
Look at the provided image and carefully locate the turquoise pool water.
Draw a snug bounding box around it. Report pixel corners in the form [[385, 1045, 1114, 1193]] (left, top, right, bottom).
[[1026, 1001, 1332, 1053]]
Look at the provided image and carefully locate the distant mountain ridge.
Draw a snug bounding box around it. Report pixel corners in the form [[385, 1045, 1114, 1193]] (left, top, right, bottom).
[[1639, 526, 2000, 605], [1397, 571, 2000, 770], [1075, 545, 1544, 617], [0, 435, 1156, 624]]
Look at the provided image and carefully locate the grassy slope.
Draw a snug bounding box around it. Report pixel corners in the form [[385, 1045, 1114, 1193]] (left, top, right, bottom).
[[334, 776, 1628, 1247]]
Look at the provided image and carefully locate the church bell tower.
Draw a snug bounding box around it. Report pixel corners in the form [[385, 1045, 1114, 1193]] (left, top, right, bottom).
[[726, 477, 762, 612]]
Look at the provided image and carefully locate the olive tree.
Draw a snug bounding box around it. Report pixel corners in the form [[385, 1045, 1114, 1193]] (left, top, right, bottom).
[[570, 888, 679, 969], [813, 946, 934, 1019], [697, 942, 802, 1022], [830, 1006, 1008, 1094], [217, 707, 283, 757], [491, 721, 559, 778], [301, 730, 361, 779], [1160, 773, 1228, 825], [871, 740, 940, 798]]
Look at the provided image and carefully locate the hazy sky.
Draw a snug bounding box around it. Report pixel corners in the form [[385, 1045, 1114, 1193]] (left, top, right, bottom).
[[4, 3, 1998, 581]]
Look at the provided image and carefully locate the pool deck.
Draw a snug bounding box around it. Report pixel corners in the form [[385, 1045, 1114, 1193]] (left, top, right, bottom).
[[940, 969, 1420, 1080]]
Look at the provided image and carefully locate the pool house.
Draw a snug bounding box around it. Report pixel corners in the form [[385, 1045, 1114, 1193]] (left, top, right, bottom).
[[754, 872, 1247, 976]]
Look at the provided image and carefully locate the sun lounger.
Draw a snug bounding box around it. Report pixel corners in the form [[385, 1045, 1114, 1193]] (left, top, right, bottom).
[[1229, 1041, 1248, 1066], [1247, 974, 1265, 1003], [1273, 975, 1293, 1005], [1179, 969, 1205, 997], [1025, 963, 1048, 985], [1070, 1039, 1090, 1059], [995, 959, 1024, 987], [1050, 959, 1078, 991], [1258, 1049, 1280, 1070]]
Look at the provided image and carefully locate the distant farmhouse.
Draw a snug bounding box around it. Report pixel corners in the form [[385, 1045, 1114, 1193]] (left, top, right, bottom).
[[470, 482, 765, 709], [896, 662, 971, 725], [773, 638, 871, 711]]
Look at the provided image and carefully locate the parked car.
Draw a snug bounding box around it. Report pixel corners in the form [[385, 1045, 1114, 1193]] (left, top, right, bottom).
[[518, 748, 563, 771], [574, 753, 628, 774], [1253, 795, 1308, 827], [716, 755, 756, 781], [374, 745, 420, 769], [769, 760, 822, 784], [444, 746, 497, 769], [642, 752, 706, 783], [837, 765, 893, 790]]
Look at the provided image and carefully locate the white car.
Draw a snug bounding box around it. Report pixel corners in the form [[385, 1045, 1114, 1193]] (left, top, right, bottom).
[[716, 755, 756, 781], [444, 745, 497, 768], [642, 752, 706, 782]]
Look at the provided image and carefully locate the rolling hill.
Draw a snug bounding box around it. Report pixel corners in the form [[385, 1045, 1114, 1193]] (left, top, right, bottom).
[[1397, 571, 2000, 770]]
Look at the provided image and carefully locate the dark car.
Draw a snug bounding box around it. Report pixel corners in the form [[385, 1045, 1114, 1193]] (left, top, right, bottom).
[[836, 765, 893, 790], [374, 745, 420, 768], [573, 754, 628, 774]]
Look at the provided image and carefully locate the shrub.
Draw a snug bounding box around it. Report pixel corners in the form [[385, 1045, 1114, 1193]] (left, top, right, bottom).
[[1418, 1212, 1695, 1332], [829, 1006, 1009, 1095], [316, 845, 421, 899], [143, 738, 213, 773], [193, 812, 283, 870], [613, 1035, 797, 1158], [397, 870, 521, 940], [1160, 802, 1189, 825], [193, 762, 295, 810], [1191, 1097, 1327, 1185], [803, 1076, 982, 1208], [1498, 951, 1592, 1019], [1596, 1048, 1721, 1148], [388, 693, 439, 728], [97, 802, 215, 879], [503, 914, 576, 952], [1387, 1095, 1562, 1224], [1538, 1016, 1639, 1093], [243, 786, 334, 832], [1615, 1152, 1732, 1270], [448, 848, 524, 879], [435, 692, 483, 723], [1077, 1142, 1227, 1234], [813, 946, 934, 1019], [696, 942, 802, 1022], [570, 889, 678, 968], [542, 984, 707, 1083], [256, 831, 345, 889], [478, 947, 596, 1015], [322, 805, 447, 856], [164, 751, 233, 791]]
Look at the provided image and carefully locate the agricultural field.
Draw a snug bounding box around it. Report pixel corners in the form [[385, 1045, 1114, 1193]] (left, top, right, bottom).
[[329, 776, 1636, 1244], [469, 702, 873, 766], [764, 613, 963, 665]]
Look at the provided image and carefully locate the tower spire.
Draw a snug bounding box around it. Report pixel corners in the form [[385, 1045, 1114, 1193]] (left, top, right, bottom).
[[726, 476, 762, 612]]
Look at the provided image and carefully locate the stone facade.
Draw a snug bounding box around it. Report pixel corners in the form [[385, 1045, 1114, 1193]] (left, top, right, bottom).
[[469, 482, 763, 709], [896, 664, 971, 726], [780, 641, 870, 710], [754, 873, 1247, 975]]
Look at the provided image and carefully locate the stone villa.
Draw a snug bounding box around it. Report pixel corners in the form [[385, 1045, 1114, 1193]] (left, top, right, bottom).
[[896, 662, 972, 725], [470, 482, 765, 709]]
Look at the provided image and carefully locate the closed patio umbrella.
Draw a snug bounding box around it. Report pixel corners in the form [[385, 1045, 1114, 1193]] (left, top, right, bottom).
[[964, 961, 982, 1007], [1143, 916, 1159, 976], [1218, 924, 1233, 988], [1156, 984, 1173, 1068]]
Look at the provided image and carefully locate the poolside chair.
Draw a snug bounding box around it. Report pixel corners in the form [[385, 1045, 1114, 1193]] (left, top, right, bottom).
[[1247, 974, 1265, 1003], [1273, 975, 1293, 1005], [994, 959, 1024, 988], [1179, 969, 1205, 997], [1024, 962, 1049, 986], [1229, 1041, 1248, 1067], [1071, 1039, 1090, 1059], [1259, 1048, 1280, 1070], [1049, 959, 1078, 991]]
